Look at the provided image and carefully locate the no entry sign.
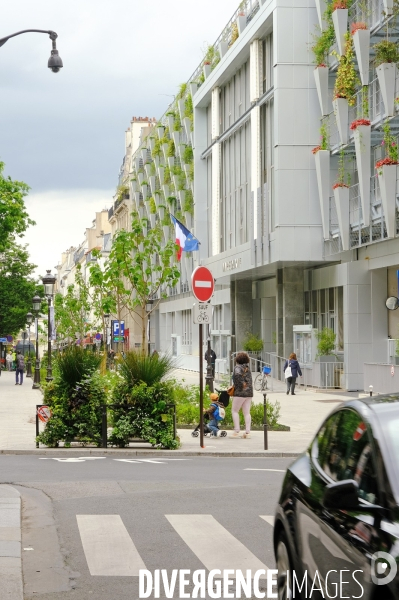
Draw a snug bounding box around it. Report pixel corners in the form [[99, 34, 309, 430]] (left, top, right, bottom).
[[191, 267, 214, 303]]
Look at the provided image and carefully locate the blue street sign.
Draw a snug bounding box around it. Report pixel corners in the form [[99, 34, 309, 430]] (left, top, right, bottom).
[[0, 338, 7, 343], [112, 321, 125, 337]]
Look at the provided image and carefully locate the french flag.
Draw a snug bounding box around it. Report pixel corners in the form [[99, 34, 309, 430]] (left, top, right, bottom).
[[170, 214, 200, 261]]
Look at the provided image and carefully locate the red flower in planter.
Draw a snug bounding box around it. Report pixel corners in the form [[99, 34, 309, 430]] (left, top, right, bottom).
[[351, 22, 367, 35], [312, 145, 322, 154], [332, 0, 348, 9], [375, 157, 399, 169], [316, 63, 328, 68], [350, 118, 371, 130], [203, 61, 211, 66], [333, 182, 349, 189]]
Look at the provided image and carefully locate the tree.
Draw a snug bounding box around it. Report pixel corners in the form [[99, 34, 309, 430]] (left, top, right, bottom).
[[54, 264, 95, 346], [0, 162, 35, 251], [0, 243, 40, 336], [95, 212, 181, 352]]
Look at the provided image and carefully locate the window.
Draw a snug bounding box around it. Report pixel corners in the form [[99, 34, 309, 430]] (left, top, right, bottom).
[[316, 410, 378, 503], [181, 310, 192, 351]]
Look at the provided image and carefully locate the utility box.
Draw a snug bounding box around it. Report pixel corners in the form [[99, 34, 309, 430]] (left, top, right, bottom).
[[293, 325, 317, 365]]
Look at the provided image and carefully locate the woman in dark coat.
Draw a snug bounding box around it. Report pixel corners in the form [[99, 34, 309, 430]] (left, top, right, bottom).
[[284, 352, 302, 395], [231, 352, 253, 439]]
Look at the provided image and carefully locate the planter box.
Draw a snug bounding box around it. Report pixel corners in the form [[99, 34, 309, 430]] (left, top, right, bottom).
[[314, 150, 330, 239], [314, 66, 329, 116], [149, 214, 156, 229], [353, 124, 371, 226], [134, 157, 141, 172], [158, 166, 165, 185], [172, 131, 180, 147], [157, 126, 164, 139], [377, 164, 397, 238], [162, 143, 169, 162], [383, 0, 394, 15], [168, 156, 175, 169], [158, 206, 165, 220], [333, 97, 349, 145], [218, 41, 229, 58], [332, 9, 348, 56], [153, 155, 159, 169], [237, 14, 247, 34], [162, 185, 170, 198], [315, 0, 327, 30], [138, 172, 144, 185], [163, 226, 170, 241], [334, 186, 350, 250], [376, 63, 396, 117], [353, 29, 370, 86], [189, 82, 198, 97], [148, 138, 155, 152], [183, 117, 192, 138], [184, 212, 192, 228], [178, 99, 185, 120], [131, 180, 138, 192], [144, 164, 152, 179], [149, 176, 156, 194], [178, 190, 186, 206], [141, 149, 148, 162], [203, 64, 212, 79], [167, 115, 174, 131], [141, 184, 148, 198]]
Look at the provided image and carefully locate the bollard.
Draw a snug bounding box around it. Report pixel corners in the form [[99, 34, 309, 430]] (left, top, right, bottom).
[[369, 385, 373, 397], [263, 392, 268, 450]]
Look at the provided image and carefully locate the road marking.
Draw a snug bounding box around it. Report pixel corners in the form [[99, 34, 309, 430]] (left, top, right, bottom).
[[77, 515, 146, 576], [260, 516, 275, 527], [39, 458, 106, 463], [166, 515, 268, 576], [244, 468, 286, 472], [113, 459, 191, 465]]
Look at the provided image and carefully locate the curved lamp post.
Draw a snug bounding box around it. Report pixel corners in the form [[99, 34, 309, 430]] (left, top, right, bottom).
[[0, 29, 63, 73], [32, 295, 42, 389], [26, 312, 33, 377], [41, 270, 56, 381]]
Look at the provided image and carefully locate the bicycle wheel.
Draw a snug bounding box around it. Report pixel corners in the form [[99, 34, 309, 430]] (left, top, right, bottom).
[[254, 374, 263, 392]]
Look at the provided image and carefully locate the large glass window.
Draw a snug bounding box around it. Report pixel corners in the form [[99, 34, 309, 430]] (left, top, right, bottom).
[[181, 310, 192, 353]]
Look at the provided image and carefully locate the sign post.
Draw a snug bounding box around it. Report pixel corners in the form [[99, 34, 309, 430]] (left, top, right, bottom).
[[192, 267, 215, 449]]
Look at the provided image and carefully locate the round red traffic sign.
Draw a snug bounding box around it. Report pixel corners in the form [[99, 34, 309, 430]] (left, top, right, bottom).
[[191, 266, 214, 303]]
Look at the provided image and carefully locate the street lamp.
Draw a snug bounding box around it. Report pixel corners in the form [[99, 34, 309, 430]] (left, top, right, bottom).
[[41, 270, 56, 381], [0, 29, 63, 73], [32, 295, 41, 389], [26, 312, 33, 378]]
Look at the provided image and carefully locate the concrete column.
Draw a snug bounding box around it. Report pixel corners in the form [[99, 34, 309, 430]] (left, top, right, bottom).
[[193, 106, 209, 265], [234, 280, 253, 351], [276, 267, 305, 357], [371, 269, 388, 363]]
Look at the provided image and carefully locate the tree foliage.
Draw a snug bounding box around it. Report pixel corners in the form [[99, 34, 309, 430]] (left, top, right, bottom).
[[0, 162, 35, 251], [0, 243, 40, 336], [54, 264, 94, 345]]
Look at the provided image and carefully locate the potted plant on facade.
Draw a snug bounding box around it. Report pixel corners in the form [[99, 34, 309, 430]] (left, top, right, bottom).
[[376, 120, 399, 238], [374, 40, 399, 117], [157, 124, 164, 139], [313, 122, 331, 239], [332, 0, 349, 56], [131, 178, 138, 193], [237, 11, 247, 35], [138, 171, 145, 185], [333, 149, 351, 250], [351, 22, 370, 85], [311, 4, 335, 114], [332, 33, 358, 144], [243, 333, 264, 370], [315, 327, 337, 361], [315, 0, 327, 30], [351, 97, 371, 226], [166, 112, 175, 132]]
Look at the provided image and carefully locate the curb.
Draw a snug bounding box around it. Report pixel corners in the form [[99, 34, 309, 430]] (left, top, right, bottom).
[[0, 484, 23, 600], [0, 449, 300, 458]]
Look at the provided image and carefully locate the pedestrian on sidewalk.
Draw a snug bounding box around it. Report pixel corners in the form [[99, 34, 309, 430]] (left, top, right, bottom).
[[15, 351, 25, 385], [284, 353, 302, 395], [6, 351, 12, 371], [205, 347, 216, 377], [230, 352, 253, 439]]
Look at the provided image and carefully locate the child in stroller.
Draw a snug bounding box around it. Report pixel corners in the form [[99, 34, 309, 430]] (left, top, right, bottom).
[[191, 389, 230, 438]]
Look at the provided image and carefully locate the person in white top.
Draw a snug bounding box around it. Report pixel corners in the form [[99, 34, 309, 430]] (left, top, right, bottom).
[[6, 352, 13, 371]]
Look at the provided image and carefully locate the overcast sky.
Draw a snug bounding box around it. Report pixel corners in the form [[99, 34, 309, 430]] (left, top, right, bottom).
[[1, 0, 236, 276]]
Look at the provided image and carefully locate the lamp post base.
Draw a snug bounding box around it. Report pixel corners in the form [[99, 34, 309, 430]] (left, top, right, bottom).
[[26, 359, 32, 378]]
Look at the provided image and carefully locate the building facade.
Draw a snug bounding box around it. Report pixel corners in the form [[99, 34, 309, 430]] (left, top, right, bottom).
[[109, 0, 399, 391]]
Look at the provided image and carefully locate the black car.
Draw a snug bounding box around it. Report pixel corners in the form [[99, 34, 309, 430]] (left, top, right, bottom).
[[274, 396, 399, 600]]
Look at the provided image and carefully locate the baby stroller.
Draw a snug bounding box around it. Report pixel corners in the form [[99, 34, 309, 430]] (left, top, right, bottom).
[[191, 389, 230, 438]]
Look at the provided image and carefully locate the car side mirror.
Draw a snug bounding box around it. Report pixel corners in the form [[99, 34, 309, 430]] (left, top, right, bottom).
[[323, 479, 359, 510]]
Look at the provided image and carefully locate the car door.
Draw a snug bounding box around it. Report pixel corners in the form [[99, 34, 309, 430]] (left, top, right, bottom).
[[316, 409, 378, 599]]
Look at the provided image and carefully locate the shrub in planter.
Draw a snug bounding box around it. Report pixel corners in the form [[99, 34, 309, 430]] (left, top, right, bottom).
[[117, 350, 177, 388], [315, 327, 337, 357], [243, 333, 264, 352]]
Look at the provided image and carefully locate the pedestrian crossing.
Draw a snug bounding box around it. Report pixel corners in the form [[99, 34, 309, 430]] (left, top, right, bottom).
[[76, 514, 275, 577]]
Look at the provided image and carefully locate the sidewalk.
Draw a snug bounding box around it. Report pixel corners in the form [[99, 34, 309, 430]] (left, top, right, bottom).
[[0, 484, 23, 600], [0, 368, 367, 455]]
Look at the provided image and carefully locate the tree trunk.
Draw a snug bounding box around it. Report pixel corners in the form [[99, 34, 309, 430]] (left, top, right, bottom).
[[142, 306, 147, 355]]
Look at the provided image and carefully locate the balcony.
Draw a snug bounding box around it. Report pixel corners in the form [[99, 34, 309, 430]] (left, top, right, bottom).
[[325, 175, 399, 256], [108, 206, 114, 220]]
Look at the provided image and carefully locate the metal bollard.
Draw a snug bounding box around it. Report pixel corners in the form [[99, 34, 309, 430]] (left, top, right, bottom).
[[263, 392, 268, 450], [369, 385, 373, 397]]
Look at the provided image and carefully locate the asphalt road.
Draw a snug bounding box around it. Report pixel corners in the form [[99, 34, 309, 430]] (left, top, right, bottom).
[[0, 455, 293, 600]]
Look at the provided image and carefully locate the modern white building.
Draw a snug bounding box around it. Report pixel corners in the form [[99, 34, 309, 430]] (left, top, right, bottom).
[[110, 0, 399, 391]]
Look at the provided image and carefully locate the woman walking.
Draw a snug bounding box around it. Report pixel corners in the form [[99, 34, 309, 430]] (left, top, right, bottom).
[[231, 352, 253, 439], [284, 352, 302, 395]]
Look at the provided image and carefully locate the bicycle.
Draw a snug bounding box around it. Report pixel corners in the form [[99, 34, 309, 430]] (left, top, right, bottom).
[[254, 365, 271, 391]]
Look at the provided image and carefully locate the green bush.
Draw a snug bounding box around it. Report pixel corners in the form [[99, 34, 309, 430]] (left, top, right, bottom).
[[55, 346, 102, 394], [243, 333, 264, 352], [117, 351, 177, 388], [315, 327, 336, 357]]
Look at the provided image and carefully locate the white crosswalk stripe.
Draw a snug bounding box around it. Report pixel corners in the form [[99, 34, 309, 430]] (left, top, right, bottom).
[[77, 515, 146, 576], [166, 515, 268, 576], [77, 514, 275, 577]]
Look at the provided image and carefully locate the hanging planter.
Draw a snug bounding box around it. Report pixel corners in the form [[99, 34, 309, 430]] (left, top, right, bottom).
[[158, 206, 165, 220], [131, 180, 138, 193], [203, 63, 212, 79], [383, 0, 394, 15], [149, 176, 156, 194], [184, 212, 192, 229], [172, 131, 180, 147], [314, 66, 329, 115], [138, 172, 144, 185], [162, 143, 169, 162], [163, 226, 170, 241], [333, 185, 350, 250], [313, 148, 331, 239], [162, 184, 170, 198], [237, 14, 247, 35], [168, 156, 175, 169], [352, 26, 370, 85], [134, 157, 141, 172], [149, 214, 156, 229], [333, 98, 349, 144], [377, 160, 398, 238], [157, 126, 164, 139], [376, 63, 396, 117], [141, 149, 148, 162], [167, 114, 174, 131], [218, 41, 228, 58], [189, 82, 198, 97], [183, 117, 192, 138], [141, 184, 148, 198], [153, 156, 159, 169], [178, 99, 185, 120], [178, 190, 186, 206], [158, 166, 165, 185], [148, 138, 155, 152], [332, 8, 348, 56], [144, 164, 152, 179], [315, 0, 327, 30], [352, 119, 371, 226]]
